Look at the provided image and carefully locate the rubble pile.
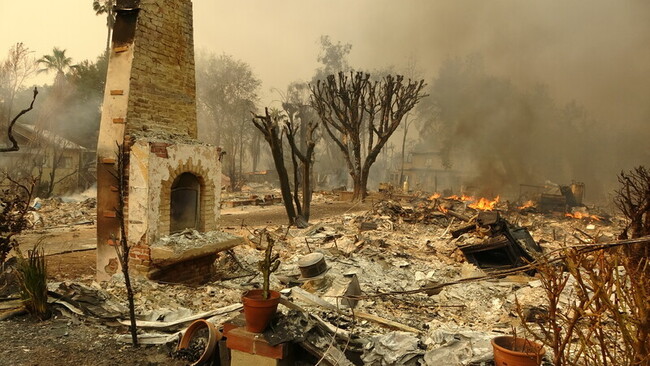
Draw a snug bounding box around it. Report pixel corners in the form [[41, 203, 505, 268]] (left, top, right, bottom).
[[28, 197, 96, 227], [4, 190, 625, 365], [175, 197, 615, 363]]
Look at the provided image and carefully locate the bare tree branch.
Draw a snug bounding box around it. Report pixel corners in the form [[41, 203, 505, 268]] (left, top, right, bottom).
[[310, 72, 427, 200], [1, 87, 38, 153]]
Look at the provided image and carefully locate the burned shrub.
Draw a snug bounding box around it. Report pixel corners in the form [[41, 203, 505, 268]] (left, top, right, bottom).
[[517, 246, 650, 366], [615, 166, 650, 240], [0, 176, 36, 265], [514, 168, 650, 365]]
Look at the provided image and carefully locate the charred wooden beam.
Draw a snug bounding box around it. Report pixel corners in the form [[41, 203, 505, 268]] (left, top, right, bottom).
[[444, 209, 472, 223]]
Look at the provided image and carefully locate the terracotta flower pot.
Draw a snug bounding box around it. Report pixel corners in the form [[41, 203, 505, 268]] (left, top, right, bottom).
[[492, 336, 545, 366], [177, 319, 222, 366], [241, 289, 281, 333]]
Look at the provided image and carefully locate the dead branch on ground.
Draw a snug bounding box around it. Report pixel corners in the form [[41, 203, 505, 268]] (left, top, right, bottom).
[[0, 173, 37, 264]]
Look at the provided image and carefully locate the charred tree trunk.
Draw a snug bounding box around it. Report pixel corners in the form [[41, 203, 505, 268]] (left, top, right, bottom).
[[252, 108, 299, 226], [289, 144, 302, 217], [45, 146, 68, 198], [284, 112, 318, 223], [46, 159, 58, 198], [302, 162, 312, 221], [238, 123, 245, 186], [285, 111, 302, 218], [272, 148, 296, 226], [251, 133, 261, 173], [399, 114, 414, 186], [351, 172, 362, 201]]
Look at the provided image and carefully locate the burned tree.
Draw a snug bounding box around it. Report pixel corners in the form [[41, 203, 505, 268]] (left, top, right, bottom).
[[0, 174, 36, 265], [279, 82, 319, 222], [195, 53, 260, 191], [252, 108, 307, 227], [615, 165, 650, 272], [284, 110, 318, 222], [614, 166, 650, 363], [1, 43, 37, 129], [615, 166, 650, 240], [311, 72, 426, 200], [42, 138, 79, 198], [0, 87, 38, 153]]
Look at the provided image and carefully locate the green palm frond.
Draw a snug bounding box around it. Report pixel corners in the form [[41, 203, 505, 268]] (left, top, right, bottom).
[[36, 47, 75, 76]]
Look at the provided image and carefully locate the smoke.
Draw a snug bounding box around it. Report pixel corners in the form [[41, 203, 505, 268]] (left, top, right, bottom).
[[191, 1, 650, 199], [407, 1, 650, 201]]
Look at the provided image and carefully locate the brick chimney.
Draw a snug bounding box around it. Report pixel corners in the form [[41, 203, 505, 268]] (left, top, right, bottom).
[[96, 0, 231, 282]]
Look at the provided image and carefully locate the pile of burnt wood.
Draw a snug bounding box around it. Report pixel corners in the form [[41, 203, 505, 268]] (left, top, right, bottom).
[[452, 211, 543, 272]]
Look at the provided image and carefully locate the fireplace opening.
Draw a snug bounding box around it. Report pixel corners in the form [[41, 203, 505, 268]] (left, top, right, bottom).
[[170, 172, 200, 233]]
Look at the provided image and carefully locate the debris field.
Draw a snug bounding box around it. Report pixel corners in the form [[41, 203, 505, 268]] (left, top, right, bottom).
[[1, 189, 625, 365]]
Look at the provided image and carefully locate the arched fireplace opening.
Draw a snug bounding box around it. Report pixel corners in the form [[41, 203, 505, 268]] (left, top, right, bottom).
[[170, 172, 200, 233]]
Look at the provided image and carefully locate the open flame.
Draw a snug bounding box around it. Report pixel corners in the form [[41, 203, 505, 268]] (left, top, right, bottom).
[[518, 200, 536, 210], [430, 192, 501, 211], [468, 196, 500, 211], [565, 212, 602, 221]]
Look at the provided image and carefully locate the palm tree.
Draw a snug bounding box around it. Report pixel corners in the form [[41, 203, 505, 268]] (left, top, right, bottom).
[[36, 48, 76, 85], [93, 0, 116, 55]]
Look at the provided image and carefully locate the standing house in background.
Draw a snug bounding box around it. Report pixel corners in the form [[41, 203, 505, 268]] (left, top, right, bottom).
[[392, 149, 462, 194], [96, 0, 238, 283], [0, 123, 94, 195]]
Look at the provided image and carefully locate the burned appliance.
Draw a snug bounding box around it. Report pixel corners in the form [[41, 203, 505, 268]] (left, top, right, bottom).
[[455, 211, 543, 272]]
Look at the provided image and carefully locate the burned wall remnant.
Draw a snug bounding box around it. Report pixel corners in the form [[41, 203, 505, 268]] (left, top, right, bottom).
[[96, 0, 236, 283]]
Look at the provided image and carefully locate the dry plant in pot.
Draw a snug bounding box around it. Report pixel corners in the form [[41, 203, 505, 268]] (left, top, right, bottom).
[[241, 231, 281, 333]]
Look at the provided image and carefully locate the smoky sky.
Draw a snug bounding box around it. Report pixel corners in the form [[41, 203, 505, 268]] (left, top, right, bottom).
[[2, 1, 648, 124], [2, 1, 648, 198], [193, 1, 650, 128]]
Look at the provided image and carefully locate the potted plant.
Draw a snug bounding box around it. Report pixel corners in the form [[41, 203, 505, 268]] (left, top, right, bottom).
[[241, 231, 281, 333], [175, 319, 221, 365], [491, 335, 545, 366]]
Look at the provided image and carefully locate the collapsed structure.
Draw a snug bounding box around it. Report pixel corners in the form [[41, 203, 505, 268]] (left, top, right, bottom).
[[96, 0, 237, 283]]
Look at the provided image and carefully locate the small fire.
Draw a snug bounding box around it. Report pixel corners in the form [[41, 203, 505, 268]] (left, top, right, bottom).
[[429, 192, 441, 200], [468, 196, 500, 211], [438, 205, 449, 214], [518, 200, 536, 210], [565, 212, 602, 221]]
